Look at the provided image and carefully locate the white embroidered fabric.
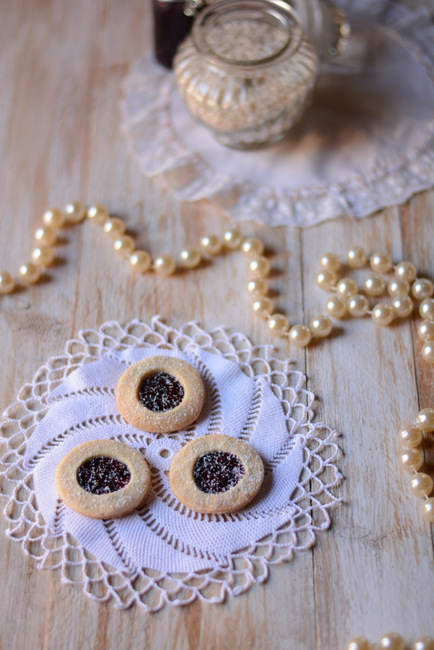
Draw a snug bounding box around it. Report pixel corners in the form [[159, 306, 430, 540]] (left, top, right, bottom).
[[121, 2, 434, 227], [0, 319, 341, 611]]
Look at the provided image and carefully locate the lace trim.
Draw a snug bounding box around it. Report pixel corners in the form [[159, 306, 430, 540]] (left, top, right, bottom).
[[0, 318, 342, 611]]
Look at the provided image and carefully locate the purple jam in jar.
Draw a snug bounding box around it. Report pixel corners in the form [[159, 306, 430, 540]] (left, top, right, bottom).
[[153, 0, 194, 69]]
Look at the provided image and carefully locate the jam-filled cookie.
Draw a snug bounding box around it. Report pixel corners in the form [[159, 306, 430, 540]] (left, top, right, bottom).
[[116, 356, 205, 433], [169, 434, 264, 514], [55, 439, 151, 519]]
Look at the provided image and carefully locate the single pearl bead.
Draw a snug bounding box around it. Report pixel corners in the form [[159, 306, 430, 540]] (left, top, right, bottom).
[[223, 229, 243, 250], [242, 238, 264, 256], [0, 271, 15, 294], [378, 632, 405, 650], [35, 225, 57, 247], [43, 208, 65, 229], [422, 341, 434, 364], [421, 497, 434, 523], [129, 250, 151, 273], [252, 296, 274, 318], [409, 472, 433, 498], [310, 315, 333, 338], [387, 278, 410, 298], [249, 256, 271, 279], [201, 234, 221, 256], [180, 248, 201, 269], [364, 274, 387, 296], [325, 296, 346, 319], [392, 296, 413, 318], [316, 270, 337, 291], [346, 246, 368, 268], [31, 246, 54, 267], [104, 217, 125, 238], [347, 294, 369, 318], [113, 235, 135, 258], [371, 303, 394, 326], [400, 448, 424, 472], [347, 637, 372, 650], [268, 313, 290, 336], [19, 262, 41, 284], [87, 204, 108, 225], [289, 324, 312, 347], [252, 297, 273, 319], [413, 636, 434, 650], [65, 201, 86, 223], [395, 261, 417, 282], [398, 425, 423, 449], [419, 298, 434, 320], [154, 254, 176, 276], [319, 252, 340, 273], [370, 251, 392, 274], [412, 278, 434, 301], [417, 408, 434, 432], [336, 277, 358, 300], [417, 319, 434, 341], [247, 278, 268, 298]]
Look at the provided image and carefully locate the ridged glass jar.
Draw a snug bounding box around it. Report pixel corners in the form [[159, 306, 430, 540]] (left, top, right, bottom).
[[174, 0, 319, 149]]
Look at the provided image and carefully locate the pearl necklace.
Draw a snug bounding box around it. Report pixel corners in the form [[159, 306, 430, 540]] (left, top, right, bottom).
[[398, 407, 434, 524], [315, 249, 434, 364], [348, 632, 434, 650], [0, 201, 336, 347], [0, 203, 433, 362]]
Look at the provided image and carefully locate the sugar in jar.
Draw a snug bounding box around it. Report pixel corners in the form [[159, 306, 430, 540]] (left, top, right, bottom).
[[174, 0, 319, 148]]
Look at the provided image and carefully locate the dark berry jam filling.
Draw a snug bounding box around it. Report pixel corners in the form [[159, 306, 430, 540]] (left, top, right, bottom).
[[138, 371, 184, 412], [77, 456, 131, 495], [193, 451, 245, 494]]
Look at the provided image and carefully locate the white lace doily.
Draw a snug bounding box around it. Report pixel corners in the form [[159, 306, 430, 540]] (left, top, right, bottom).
[[0, 319, 341, 611], [121, 2, 434, 227]]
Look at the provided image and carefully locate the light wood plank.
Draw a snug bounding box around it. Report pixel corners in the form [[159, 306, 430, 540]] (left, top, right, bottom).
[[0, 2, 433, 649]]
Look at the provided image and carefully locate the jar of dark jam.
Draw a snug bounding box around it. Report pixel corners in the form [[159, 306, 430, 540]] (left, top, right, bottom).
[[153, 0, 195, 69]]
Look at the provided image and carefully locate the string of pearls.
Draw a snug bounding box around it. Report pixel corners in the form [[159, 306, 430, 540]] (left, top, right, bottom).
[[0, 201, 246, 287], [316, 247, 434, 363], [0, 201, 335, 347], [1, 205, 433, 360], [0, 202, 88, 291], [347, 411, 434, 650], [347, 633, 434, 650], [398, 408, 434, 524]]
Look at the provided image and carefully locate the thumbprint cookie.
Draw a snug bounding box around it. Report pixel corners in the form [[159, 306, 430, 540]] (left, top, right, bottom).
[[169, 434, 264, 514], [55, 439, 151, 519], [116, 356, 205, 433]]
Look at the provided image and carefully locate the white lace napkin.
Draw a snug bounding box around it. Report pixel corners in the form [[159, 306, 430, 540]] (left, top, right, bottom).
[[121, 2, 434, 226], [0, 319, 341, 610]]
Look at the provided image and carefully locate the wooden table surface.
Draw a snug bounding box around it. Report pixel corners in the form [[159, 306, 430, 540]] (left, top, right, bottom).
[[0, 2, 433, 649]]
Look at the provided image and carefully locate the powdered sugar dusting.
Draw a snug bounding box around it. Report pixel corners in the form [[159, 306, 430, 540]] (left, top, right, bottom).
[[194, 451, 245, 494], [138, 371, 184, 413], [77, 457, 131, 495]]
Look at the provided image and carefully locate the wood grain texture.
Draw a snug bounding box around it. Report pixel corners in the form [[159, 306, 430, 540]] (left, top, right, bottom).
[[0, 2, 433, 649]]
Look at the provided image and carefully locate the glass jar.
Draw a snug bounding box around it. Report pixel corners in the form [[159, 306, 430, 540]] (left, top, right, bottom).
[[174, 0, 319, 148], [284, 0, 350, 60]]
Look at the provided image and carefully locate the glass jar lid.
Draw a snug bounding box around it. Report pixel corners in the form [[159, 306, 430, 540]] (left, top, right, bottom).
[[192, 0, 304, 69]]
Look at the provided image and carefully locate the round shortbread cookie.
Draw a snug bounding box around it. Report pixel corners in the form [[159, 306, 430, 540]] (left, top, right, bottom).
[[169, 434, 264, 514], [55, 439, 151, 519], [116, 356, 205, 433]]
